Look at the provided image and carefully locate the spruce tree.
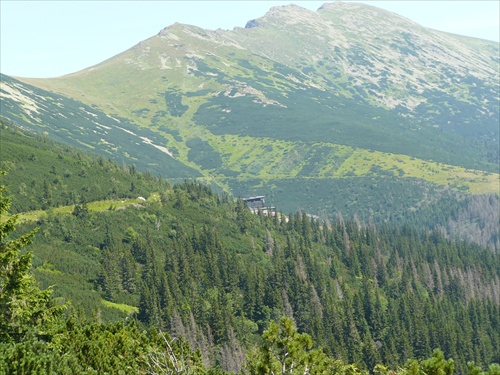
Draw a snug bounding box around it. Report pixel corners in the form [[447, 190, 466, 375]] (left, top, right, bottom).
[[0, 171, 64, 343]]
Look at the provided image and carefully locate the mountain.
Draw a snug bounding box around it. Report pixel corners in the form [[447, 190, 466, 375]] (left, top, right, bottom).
[[1, 4, 499, 371], [1, 1, 499, 226]]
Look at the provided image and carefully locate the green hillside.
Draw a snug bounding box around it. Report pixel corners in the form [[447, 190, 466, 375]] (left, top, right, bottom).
[[0, 74, 202, 182], [0, 120, 163, 213], [1, 3, 498, 229], [3, 186, 497, 375]]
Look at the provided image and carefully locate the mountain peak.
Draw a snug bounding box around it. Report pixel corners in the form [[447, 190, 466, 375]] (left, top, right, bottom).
[[318, 1, 359, 11], [317, 1, 420, 31], [245, 3, 318, 29]]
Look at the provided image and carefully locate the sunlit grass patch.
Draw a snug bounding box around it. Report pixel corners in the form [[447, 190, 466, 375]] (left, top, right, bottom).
[[101, 299, 138, 314]]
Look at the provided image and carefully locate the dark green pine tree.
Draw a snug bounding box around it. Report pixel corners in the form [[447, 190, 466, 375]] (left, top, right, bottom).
[[371, 291, 387, 342], [120, 248, 137, 294], [0, 172, 65, 343], [138, 279, 162, 329], [362, 331, 381, 372], [342, 291, 363, 364], [138, 232, 164, 329], [235, 198, 248, 234], [101, 246, 123, 300]]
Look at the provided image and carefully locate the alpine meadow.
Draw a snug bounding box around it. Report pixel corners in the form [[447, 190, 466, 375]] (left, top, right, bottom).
[[0, 2, 499, 374]]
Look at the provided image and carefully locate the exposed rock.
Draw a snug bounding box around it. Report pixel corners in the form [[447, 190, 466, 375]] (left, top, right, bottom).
[[245, 19, 259, 29]]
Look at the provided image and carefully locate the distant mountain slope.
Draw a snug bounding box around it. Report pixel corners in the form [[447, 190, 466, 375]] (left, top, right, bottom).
[[0, 120, 163, 213], [0, 74, 201, 181], [1, 1, 499, 224]]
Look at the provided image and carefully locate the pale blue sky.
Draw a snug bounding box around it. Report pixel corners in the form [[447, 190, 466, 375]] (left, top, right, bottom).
[[1, 1, 499, 78]]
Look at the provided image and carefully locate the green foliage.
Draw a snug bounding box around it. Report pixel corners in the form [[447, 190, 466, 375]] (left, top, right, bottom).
[[0, 337, 81, 375], [403, 349, 454, 375], [0, 316, 212, 374], [187, 137, 223, 171], [0, 171, 65, 344], [164, 89, 189, 117], [246, 317, 340, 375]]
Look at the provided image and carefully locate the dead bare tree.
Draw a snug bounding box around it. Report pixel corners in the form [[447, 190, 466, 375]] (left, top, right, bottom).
[[147, 331, 204, 375]]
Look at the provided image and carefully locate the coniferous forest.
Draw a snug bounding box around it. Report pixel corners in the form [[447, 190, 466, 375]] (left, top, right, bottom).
[[1, 123, 499, 374]]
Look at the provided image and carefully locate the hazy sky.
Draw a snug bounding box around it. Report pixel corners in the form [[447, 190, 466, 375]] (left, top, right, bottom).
[[1, 1, 499, 78]]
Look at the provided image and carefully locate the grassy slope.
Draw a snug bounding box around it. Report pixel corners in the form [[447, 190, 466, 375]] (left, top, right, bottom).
[[9, 10, 499, 221], [14, 59, 498, 193]]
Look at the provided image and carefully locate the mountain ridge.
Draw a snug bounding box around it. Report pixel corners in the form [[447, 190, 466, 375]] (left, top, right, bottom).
[[1, 1, 499, 225]]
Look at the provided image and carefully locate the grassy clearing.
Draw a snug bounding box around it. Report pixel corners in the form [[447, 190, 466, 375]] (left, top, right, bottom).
[[208, 132, 499, 195], [101, 299, 138, 314], [6, 197, 157, 224], [335, 149, 499, 193]]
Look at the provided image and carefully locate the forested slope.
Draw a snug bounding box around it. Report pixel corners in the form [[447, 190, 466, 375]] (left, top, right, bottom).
[[1, 121, 498, 373], [0, 120, 163, 213], [3, 120, 498, 252], [10, 179, 498, 373]]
